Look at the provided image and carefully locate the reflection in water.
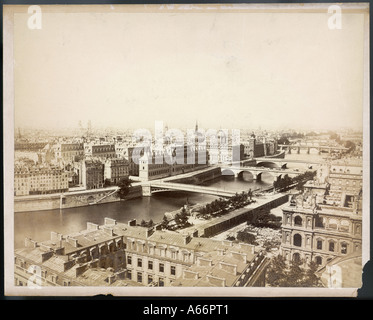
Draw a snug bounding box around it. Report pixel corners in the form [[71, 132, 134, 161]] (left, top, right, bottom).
[[14, 175, 272, 249]]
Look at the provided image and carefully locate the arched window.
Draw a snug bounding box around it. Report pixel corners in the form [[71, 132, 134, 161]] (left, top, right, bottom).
[[293, 234, 302, 247], [315, 256, 322, 265], [294, 216, 302, 226]]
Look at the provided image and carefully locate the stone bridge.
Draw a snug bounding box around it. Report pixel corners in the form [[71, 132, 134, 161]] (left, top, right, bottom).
[[141, 181, 243, 197], [278, 144, 348, 154], [220, 166, 303, 181]]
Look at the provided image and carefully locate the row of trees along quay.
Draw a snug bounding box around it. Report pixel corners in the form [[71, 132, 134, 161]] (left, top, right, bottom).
[[273, 170, 317, 192], [161, 189, 255, 230]]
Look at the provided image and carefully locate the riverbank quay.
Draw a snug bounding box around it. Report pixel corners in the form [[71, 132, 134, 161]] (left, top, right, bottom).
[[181, 193, 289, 238]]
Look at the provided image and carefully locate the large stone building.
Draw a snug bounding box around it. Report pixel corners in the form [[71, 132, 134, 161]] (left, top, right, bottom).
[[14, 218, 268, 287], [14, 165, 69, 196], [104, 158, 129, 185], [138, 144, 209, 181], [84, 143, 116, 159], [82, 159, 104, 189], [242, 134, 278, 159], [55, 143, 84, 163], [280, 160, 363, 287]]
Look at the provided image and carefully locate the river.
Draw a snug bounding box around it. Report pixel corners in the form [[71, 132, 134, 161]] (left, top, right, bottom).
[[14, 172, 273, 249], [14, 152, 327, 249]]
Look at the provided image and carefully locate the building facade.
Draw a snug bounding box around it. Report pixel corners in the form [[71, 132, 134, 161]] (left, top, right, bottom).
[[14, 166, 69, 196], [280, 160, 363, 272], [104, 158, 129, 185], [55, 143, 84, 163], [138, 144, 208, 181], [85, 143, 116, 159], [82, 159, 104, 189]]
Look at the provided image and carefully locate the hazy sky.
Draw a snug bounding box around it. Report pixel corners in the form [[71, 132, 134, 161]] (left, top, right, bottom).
[[13, 5, 366, 132]]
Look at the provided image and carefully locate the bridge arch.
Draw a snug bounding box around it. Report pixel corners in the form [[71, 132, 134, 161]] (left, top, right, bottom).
[[237, 171, 255, 181], [221, 169, 236, 177], [256, 171, 281, 182], [256, 161, 280, 169]]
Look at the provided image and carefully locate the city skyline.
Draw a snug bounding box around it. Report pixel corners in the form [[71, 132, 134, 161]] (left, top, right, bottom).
[[13, 6, 365, 131]]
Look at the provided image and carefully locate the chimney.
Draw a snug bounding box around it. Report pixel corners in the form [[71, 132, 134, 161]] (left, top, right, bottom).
[[51, 231, 63, 242], [146, 227, 154, 238], [197, 257, 213, 267], [128, 219, 136, 227], [219, 261, 237, 275], [183, 270, 199, 280], [206, 275, 226, 287], [87, 222, 99, 231], [230, 251, 247, 264], [103, 226, 114, 236], [183, 233, 192, 245], [66, 236, 79, 248], [104, 217, 117, 225], [25, 238, 38, 248]]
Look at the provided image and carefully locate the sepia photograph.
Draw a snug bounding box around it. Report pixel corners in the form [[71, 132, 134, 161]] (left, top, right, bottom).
[[3, 2, 370, 297]]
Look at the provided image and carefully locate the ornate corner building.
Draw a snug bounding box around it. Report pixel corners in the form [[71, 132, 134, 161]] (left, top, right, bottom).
[[280, 159, 363, 286]]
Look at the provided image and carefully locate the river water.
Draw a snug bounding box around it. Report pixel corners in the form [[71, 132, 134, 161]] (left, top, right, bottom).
[[14, 173, 273, 249], [14, 153, 326, 249]]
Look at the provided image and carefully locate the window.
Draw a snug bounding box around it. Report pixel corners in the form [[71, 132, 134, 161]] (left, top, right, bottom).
[[341, 243, 348, 254], [315, 216, 324, 228], [292, 253, 301, 263], [315, 256, 322, 265], [148, 274, 153, 284], [137, 258, 142, 268], [127, 256, 132, 265], [159, 277, 164, 287], [329, 241, 335, 252], [171, 266, 176, 276], [127, 270, 132, 280], [159, 263, 164, 273], [148, 260, 153, 270], [317, 240, 323, 250], [294, 216, 302, 226], [293, 234, 302, 247], [137, 272, 143, 283]]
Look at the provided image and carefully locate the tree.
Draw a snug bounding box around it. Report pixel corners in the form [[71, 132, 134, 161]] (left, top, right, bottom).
[[175, 207, 189, 227], [303, 261, 320, 287], [266, 255, 288, 287], [160, 215, 169, 229], [140, 219, 147, 227], [236, 230, 258, 245], [117, 177, 133, 199], [287, 258, 305, 287]]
